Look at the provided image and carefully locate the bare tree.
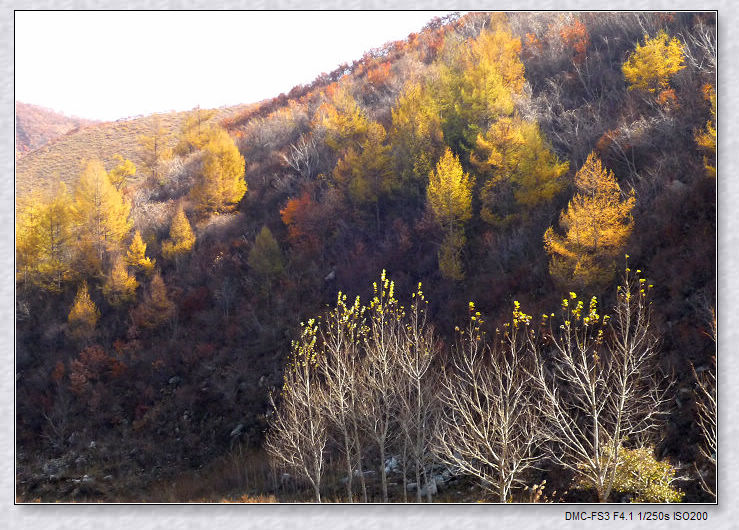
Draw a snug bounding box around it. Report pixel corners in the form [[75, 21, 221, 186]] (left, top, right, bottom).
[[529, 269, 671, 502], [396, 284, 440, 502], [359, 271, 402, 502], [692, 308, 716, 499], [435, 303, 542, 502], [319, 292, 368, 502], [265, 320, 328, 502]]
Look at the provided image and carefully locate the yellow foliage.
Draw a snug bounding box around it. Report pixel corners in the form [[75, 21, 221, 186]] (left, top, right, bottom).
[[103, 255, 138, 306], [472, 117, 568, 226], [622, 31, 686, 94], [438, 228, 466, 281], [162, 205, 196, 260], [436, 13, 525, 156], [695, 85, 716, 178], [138, 116, 173, 184], [73, 159, 133, 271], [332, 121, 393, 210], [190, 127, 247, 213], [107, 154, 136, 190], [16, 179, 74, 291], [608, 446, 684, 503], [174, 107, 218, 155], [544, 152, 635, 291], [427, 148, 474, 229], [67, 282, 100, 340], [388, 81, 444, 196], [316, 86, 370, 154], [125, 230, 155, 274], [133, 272, 175, 330]]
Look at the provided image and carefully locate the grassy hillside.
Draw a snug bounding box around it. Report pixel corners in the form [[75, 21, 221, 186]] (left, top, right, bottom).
[[15, 104, 252, 197], [15, 102, 98, 160]]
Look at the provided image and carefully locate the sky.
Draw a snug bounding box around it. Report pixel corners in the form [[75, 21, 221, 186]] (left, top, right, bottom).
[[15, 10, 453, 122]]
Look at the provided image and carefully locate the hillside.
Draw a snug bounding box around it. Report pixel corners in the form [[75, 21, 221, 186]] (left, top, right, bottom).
[[15, 12, 716, 504], [15, 102, 98, 159], [15, 103, 253, 197]]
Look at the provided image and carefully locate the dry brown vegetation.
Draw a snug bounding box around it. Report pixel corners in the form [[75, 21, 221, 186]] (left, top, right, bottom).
[[16, 104, 252, 197]]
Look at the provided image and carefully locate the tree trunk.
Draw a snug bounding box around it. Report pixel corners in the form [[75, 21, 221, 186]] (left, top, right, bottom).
[[379, 443, 388, 502]]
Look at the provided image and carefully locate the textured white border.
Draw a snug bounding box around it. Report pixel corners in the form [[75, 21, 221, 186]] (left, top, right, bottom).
[[3, 1, 736, 529]]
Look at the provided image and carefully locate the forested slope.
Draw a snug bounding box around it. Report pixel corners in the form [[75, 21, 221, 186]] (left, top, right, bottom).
[[15, 12, 716, 503]]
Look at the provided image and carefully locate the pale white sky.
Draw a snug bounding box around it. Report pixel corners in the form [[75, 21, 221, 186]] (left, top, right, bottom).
[[15, 10, 453, 122]]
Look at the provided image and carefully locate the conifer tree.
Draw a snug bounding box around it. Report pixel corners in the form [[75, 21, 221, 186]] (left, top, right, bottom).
[[174, 106, 217, 155], [73, 160, 132, 272], [138, 116, 173, 184], [132, 272, 175, 330], [161, 205, 196, 261], [125, 230, 155, 274], [471, 117, 568, 227], [426, 148, 474, 280], [388, 81, 444, 206], [247, 226, 285, 280], [436, 13, 525, 160], [190, 127, 247, 213], [67, 282, 100, 340], [16, 179, 74, 291], [622, 31, 686, 94], [108, 154, 136, 190], [544, 152, 635, 290], [103, 255, 138, 306]]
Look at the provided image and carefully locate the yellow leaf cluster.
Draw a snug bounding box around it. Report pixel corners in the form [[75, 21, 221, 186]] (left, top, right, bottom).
[[622, 31, 686, 94], [73, 160, 133, 271], [16, 179, 74, 291], [427, 148, 474, 229], [67, 282, 100, 340], [545, 152, 635, 291], [125, 230, 155, 274], [162, 205, 196, 260], [103, 256, 138, 306], [190, 127, 247, 214], [472, 117, 568, 226]]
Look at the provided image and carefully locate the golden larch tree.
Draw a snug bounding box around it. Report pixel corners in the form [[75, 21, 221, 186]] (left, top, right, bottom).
[[544, 152, 635, 291], [103, 255, 138, 306], [190, 127, 247, 213], [388, 81, 445, 204], [695, 84, 716, 178], [248, 226, 285, 280], [107, 154, 136, 190], [162, 204, 196, 261], [427, 148, 474, 280], [471, 117, 569, 227], [16, 179, 74, 291], [138, 116, 173, 184], [67, 282, 100, 341], [125, 230, 155, 274], [174, 106, 218, 156], [436, 13, 525, 158], [622, 31, 686, 94], [73, 160, 132, 272]]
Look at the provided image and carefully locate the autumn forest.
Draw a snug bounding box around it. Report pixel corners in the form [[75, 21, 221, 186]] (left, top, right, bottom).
[[15, 12, 716, 503]]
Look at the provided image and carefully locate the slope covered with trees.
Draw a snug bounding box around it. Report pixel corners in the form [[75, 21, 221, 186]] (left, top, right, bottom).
[[16, 11, 715, 503]]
